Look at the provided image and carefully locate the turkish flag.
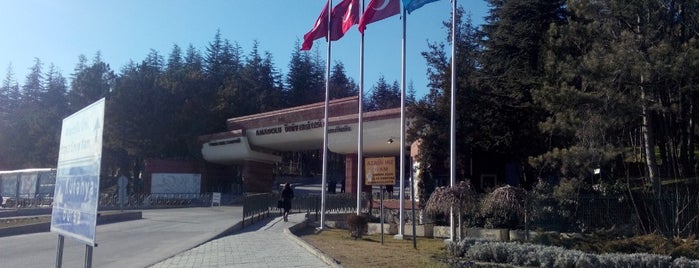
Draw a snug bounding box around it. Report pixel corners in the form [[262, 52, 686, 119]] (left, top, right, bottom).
[[329, 0, 359, 41], [340, 0, 360, 35], [358, 0, 400, 34], [302, 0, 358, 50], [301, 1, 329, 51]]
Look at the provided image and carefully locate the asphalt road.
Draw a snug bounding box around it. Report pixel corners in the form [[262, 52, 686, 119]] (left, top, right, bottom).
[[0, 206, 242, 268]]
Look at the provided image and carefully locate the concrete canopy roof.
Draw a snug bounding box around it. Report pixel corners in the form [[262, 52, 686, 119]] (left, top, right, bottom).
[[200, 96, 410, 165]]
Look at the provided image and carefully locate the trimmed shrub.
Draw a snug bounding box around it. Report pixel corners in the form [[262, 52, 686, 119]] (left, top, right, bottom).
[[346, 213, 368, 240], [449, 239, 693, 268], [672, 257, 699, 267]]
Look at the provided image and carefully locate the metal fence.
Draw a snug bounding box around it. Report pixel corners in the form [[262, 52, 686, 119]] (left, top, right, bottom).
[[0, 197, 54, 209], [0, 193, 241, 210], [98, 193, 230, 210], [242, 193, 275, 227], [528, 193, 699, 237], [241, 192, 365, 227], [8, 186, 692, 237]]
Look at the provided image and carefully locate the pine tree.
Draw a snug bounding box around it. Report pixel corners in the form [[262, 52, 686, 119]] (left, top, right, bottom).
[[0, 64, 19, 124], [21, 58, 44, 105], [478, 0, 566, 160], [39, 64, 69, 165], [207, 31, 245, 124], [533, 0, 699, 191], [0, 64, 21, 169], [68, 52, 115, 112], [411, 7, 481, 195], [366, 76, 400, 111], [329, 62, 357, 100], [285, 41, 325, 107], [238, 41, 283, 115]]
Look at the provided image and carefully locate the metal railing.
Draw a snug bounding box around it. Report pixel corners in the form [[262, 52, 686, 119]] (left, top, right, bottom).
[[241, 192, 366, 227], [7, 189, 696, 237], [98, 193, 223, 209], [242, 193, 275, 228]]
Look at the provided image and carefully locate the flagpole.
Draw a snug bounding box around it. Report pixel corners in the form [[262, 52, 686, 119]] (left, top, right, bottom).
[[320, 0, 333, 230], [449, 0, 457, 242], [396, 4, 407, 240], [356, 0, 365, 216]]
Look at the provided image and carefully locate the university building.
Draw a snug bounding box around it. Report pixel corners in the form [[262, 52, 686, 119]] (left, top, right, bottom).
[[197, 96, 404, 194]]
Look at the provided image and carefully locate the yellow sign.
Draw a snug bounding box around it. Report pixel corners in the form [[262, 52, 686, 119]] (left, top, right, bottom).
[[365, 157, 396, 186]]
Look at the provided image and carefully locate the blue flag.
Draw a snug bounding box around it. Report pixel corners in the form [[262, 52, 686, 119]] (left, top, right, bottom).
[[402, 0, 441, 14]]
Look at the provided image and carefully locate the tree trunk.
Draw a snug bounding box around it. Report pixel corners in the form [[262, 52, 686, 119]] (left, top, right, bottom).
[[642, 81, 660, 196], [682, 100, 694, 177]]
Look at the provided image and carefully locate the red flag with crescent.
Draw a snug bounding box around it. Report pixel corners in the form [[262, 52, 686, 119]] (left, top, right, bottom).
[[340, 0, 360, 34], [329, 0, 358, 41], [301, 1, 329, 51], [358, 0, 400, 34], [302, 0, 359, 51]]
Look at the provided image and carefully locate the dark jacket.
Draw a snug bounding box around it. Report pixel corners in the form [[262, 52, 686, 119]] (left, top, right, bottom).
[[281, 186, 294, 210]]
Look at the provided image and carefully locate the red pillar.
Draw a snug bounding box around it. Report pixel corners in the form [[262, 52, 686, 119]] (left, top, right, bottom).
[[242, 160, 275, 193], [345, 154, 372, 194], [345, 154, 359, 194]]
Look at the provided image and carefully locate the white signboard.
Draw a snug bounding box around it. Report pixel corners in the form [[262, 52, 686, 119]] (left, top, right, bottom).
[[50, 98, 105, 246], [151, 173, 201, 198], [212, 192, 221, 206]]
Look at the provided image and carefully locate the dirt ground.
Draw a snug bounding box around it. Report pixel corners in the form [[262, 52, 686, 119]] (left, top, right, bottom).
[[295, 225, 451, 268]]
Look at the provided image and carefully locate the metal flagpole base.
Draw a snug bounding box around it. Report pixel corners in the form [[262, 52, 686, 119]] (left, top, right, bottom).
[[393, 234, 405, 240]]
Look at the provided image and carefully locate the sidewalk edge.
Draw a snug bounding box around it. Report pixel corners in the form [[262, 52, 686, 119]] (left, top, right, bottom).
[[284, 217, 343, 268]]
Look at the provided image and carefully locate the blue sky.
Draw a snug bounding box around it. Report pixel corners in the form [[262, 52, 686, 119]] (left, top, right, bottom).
[[1, 0, 488, 98]]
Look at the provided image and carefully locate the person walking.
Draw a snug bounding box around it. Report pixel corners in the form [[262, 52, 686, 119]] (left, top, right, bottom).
[[281, 182, 294, 222]]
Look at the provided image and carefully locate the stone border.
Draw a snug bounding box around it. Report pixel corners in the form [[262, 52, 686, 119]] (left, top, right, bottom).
[[285, 215, 343, 268]]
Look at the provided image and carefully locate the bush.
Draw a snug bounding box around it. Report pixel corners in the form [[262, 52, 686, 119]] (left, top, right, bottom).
[[672, 257, 699, 267], [448, 239, 692, 268], [481, 185, 528, 229], [346, 213, 368, 240]]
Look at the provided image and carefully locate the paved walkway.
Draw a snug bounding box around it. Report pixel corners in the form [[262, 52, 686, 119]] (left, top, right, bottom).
[[150, 213, 336, 268]]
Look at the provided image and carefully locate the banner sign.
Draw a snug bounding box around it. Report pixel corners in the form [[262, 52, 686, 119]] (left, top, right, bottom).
[[364, 157, 396, 186], [51, 98, 105, 246], [151, 173, 201, 198]]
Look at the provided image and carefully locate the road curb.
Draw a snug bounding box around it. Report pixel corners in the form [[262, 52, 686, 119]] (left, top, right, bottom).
[[0, 211, 143, 237]]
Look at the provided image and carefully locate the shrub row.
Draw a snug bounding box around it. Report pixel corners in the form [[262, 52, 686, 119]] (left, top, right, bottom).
[[447, 239, 699, 268]]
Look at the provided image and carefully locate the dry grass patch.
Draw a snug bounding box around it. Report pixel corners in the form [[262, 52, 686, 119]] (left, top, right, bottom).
[[296, 226, 450, 268]]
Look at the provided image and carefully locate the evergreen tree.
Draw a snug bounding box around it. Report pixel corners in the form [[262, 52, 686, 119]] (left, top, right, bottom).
[[159, 44, 225, 161], [410, 7, 481, 197], [285, 41, 325, 107], [166, 44, 184, 74], [0, 64, 21, 169], [207, 31, 245, 125], [0, 64, 19, 124], [38, 64, 69, 166], [329, 62, 357, 100], [478, 0, 566, 160], [237, 41, 283, 115], [107, 50, 167, 163], [13, 59, 47, 167], [182, 44, 220, 136], [21, 58, 44, 105], [532, 0, 699, 191], [68, 52, 115, 112], [365, 75, 400, 111]]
